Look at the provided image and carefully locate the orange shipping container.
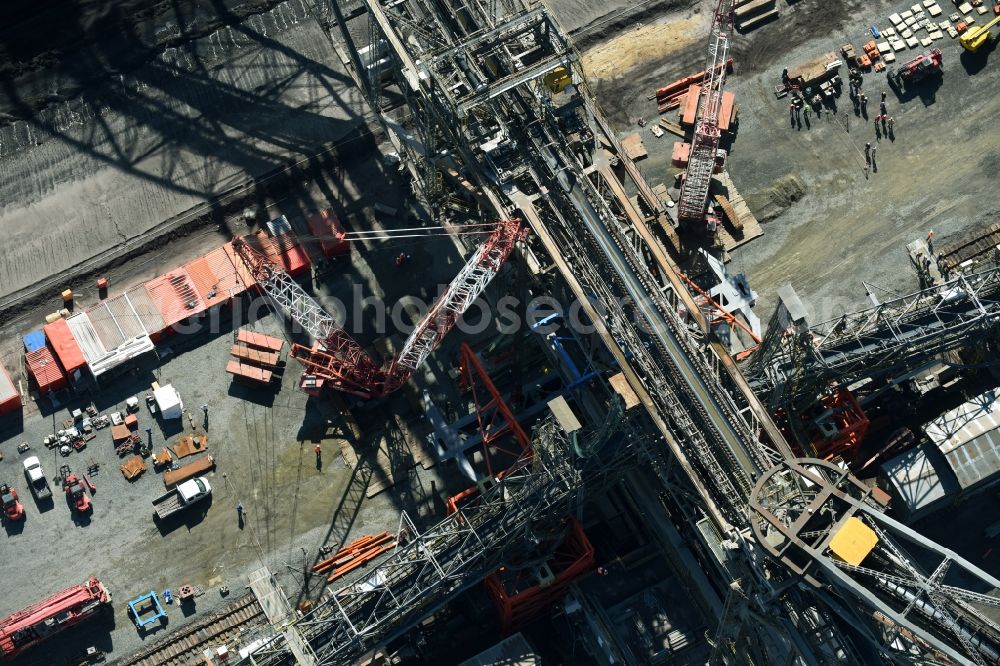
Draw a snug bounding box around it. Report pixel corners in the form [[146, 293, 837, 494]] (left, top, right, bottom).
[[0, 363, 20, 415], [254, 231, 311, 278], [43, 319, 86, 374], [306, 209, 350, 258]]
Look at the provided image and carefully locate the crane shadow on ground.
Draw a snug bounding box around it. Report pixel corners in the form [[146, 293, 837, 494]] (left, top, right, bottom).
[[959, 41, 997, 76]]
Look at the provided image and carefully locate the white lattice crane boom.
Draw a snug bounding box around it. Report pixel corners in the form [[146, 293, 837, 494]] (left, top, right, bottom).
[[677, 0, 733, 225], [232, 219, 525, 399]]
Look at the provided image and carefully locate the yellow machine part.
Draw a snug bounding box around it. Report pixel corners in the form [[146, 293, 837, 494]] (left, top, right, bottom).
[[829, 516, 879, 566], [544, 66, 573, 94], [961, 14, 1000, 53]]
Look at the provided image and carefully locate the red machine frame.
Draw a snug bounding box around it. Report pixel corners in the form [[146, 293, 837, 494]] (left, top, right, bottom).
[[484, 518, 595, 635], [457, 341, 532, 480]]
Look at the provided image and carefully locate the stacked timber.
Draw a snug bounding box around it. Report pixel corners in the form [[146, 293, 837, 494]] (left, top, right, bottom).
[[715, 194, 743, 234], [734, 0, 778, 32]]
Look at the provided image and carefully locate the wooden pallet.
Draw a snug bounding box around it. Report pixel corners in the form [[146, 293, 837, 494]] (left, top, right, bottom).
[[659, 118, 687, 138], [714, 194, 743, 233], [939, 223, 1000, 270]]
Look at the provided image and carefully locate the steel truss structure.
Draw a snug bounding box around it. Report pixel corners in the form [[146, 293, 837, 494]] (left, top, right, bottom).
[[750, 458, 1000, 665], [233, 220, 524, 398], [677, 0, 734, 225], [746, 267, 1000, 409], [245, 408, 638, 665], [236, 1, 1000, 664], [457, 341, 532, 478]]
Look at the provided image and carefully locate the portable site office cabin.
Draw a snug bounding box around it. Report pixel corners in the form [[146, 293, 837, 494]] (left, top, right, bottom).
[[153, 384, 183, 419], [0, 363, 20, 416]]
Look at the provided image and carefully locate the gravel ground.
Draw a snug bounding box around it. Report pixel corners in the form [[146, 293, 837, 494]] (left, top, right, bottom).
[[724, 0, 1000, 321], [0, 186, 490, 665], [583, 0, 1000, 321], [0, 0, 369, 303]]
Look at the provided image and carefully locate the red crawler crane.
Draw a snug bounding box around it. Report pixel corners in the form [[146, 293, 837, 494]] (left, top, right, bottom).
[[677, 0, 734, 227], [232, 219, 525, 399], [0, 577, 110, 658]]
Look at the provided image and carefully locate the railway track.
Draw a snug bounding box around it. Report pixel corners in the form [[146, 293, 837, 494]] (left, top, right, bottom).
[[123, 595, 265, 666]]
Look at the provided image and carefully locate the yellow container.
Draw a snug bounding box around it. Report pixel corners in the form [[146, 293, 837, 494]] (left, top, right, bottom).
[[45, 312, 62, 324]]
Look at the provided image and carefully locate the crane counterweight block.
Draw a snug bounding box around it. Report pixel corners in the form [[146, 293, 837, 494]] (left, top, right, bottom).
[[236, 219, 526, 400]]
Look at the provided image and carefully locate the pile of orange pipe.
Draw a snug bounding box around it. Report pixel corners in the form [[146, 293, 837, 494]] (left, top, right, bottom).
[[654, 58, 734, 114], [312, 532, 397, 584]]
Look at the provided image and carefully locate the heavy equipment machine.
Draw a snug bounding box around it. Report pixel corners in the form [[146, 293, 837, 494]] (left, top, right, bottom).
[[152, 477, 211, 521], [0, 577, 110, 658], [961, 13, 1000, 53], [888, 48, 943, 92], [677, 0, 735, 227], [233, 219, 525, 400], [61, 466, 91, 514], [0, 482, 24, 522]]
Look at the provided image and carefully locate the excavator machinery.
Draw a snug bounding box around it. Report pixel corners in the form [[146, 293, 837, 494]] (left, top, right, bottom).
[[961, 12, 1000, 53]]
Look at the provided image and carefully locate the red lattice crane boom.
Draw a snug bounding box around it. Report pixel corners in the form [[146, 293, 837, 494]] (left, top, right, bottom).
[[233, 219, 525, 399], [677, 0, 734, 226]]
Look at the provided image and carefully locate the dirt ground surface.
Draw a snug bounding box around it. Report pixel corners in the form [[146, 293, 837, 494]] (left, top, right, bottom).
[[1, 0, 997, 661], [584, 0, 1000, 323], [0, 0, 370, 308]]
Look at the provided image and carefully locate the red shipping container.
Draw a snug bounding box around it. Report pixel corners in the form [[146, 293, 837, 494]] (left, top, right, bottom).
[[0, 363, 20, 415], [144, 269, 207, 329], [26, 347, 67, 394], [185, 245, 250, 310], [306, 209, 350, 257], [43, 319, 86, 374], [254, 231, 311, 278]]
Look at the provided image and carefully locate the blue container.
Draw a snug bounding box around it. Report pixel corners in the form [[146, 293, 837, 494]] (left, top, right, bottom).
[[23, 330, 45, 353]]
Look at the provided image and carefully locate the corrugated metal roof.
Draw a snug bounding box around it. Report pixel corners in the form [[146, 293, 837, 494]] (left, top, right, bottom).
[[253, 231, 311, 277], [185, 245, 249, 309], [66, 313, 108, 366], [0, 363, 17, 405], [924, 389, 1000, 491], [26, 347, 66, 392], [76, 296, 156, 376], [144, 269, 207, 328], [223, 242, 257, 290], [126, 285, 165, 337], [881, 443, 954, 516], [43, 319, 86, 372]]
